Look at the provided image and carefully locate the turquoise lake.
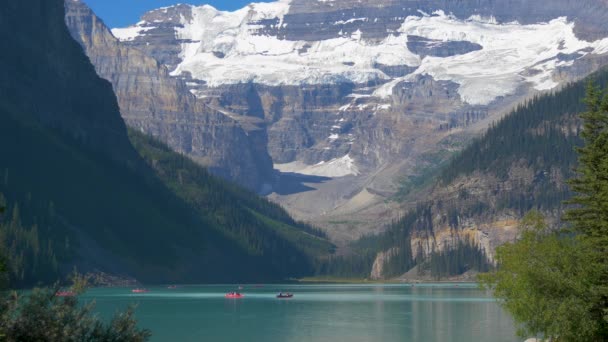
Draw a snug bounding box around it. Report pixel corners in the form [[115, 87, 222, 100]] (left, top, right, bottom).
[[81, 283, 519, 342]]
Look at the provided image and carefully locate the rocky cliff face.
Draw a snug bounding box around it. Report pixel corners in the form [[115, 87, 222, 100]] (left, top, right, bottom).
[[105, 0, 608, 239], [367, 167, 567, 279], [64, 0, 275, 191]]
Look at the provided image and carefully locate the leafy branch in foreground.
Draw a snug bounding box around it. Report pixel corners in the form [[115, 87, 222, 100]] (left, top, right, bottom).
[[480, 212, 596, 340], [0, 287, 150, 341], [0, 227, 150, 341]]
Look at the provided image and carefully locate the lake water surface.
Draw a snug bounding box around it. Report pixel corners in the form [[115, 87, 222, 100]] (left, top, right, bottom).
[[83, 283, 519, 342]]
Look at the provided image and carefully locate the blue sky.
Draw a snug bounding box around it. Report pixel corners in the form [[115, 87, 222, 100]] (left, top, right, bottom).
[[83, 0, 269, 28]]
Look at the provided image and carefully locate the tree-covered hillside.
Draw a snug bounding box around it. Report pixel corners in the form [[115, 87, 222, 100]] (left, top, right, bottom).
[[331, 67, 608, 279], [0, 0, 333, 287]]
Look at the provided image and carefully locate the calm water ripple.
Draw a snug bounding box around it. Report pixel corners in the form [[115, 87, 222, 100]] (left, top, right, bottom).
[[82, 283, 519, 342]]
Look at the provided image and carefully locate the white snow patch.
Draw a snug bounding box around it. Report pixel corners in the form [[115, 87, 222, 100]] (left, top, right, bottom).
[[274, 155, 359, 177], [335, 18, 367, 25], [160, 0, 416, 86], [111, 24, 156, 41], [116, 2, 608, 105], [374, 12, 608, 105], [346, 93, 372, 99]]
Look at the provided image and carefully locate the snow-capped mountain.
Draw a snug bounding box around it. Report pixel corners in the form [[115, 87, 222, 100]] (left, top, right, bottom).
[[102, 0, 608, 239], [114, 4, 608, 104]]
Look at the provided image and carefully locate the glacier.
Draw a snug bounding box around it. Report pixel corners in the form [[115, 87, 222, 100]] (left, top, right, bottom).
[[112, 3, 608, 106]]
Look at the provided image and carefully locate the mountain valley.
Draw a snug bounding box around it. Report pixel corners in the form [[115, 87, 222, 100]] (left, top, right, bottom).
[[78, 0, 608, 245]]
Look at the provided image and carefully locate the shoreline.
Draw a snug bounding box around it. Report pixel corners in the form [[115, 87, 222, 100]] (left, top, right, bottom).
[[296, 277, 479, 285]]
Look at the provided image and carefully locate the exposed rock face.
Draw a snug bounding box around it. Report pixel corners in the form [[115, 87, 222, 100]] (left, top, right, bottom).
[[406, 36, 482, 58], [370, 248, 398, 280], [100, 0, 608, 240], [64, 0, 275, 191], [368, 168, 563, 280]]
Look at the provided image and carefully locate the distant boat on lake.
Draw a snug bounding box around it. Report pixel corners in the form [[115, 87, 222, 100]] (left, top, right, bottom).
[[277, 292, 293, 299], [226, 292, 244, 299], [132, 288, 149, 293]]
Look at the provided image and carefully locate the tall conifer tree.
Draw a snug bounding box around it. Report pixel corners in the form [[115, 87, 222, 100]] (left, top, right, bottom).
[[563, 82, 608, 338]]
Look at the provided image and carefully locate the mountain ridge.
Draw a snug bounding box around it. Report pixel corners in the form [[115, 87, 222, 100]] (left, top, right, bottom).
[[0, 0, 332, 286]]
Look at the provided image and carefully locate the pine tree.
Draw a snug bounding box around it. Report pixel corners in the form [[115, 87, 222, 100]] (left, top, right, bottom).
[[564, 83, 608, 242], [563, 82, 608, 338]]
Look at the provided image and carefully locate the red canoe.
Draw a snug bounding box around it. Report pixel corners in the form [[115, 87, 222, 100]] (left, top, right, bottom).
[[225, 292, 244, 299], [132, 288, 149, 293]]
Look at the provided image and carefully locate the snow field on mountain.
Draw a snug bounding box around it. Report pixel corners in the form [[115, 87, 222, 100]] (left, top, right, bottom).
[[110, 2, 608, 105], [274, 155, 360, 177]]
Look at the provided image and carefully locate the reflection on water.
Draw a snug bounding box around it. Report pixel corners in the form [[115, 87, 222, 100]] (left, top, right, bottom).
[[82, 283, 518, 342]]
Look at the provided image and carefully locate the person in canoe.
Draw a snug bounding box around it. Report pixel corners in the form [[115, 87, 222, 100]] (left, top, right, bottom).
[[226, 292, 244, 298], [277, 292, 293, 298]]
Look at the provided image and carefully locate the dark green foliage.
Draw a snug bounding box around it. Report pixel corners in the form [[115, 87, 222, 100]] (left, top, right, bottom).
[[482, 81, 608, 341], [395, 149, 454, 200], [562, 83, 608, 339], [310, 211, 424, 279], [314, 250, 377, 278], [565, 83, 608, 246], [381, 246, 416, 279], [129, 129, 331, 251], [426, 239, 491, 279], [129, 130, 334, 277], [481, 212, 600, 341], [437, 69, 608, 213], [370, 210, 423, 278], [440, 79, 591, 186], [0, 199, 67, 287], [372, 205, 493, 280], [0, 288, 150, 341], [0, 109, 201, 283], [0, 255, 6, 291], [338, 206, 428, 279], [0, 107, 331, 284]]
